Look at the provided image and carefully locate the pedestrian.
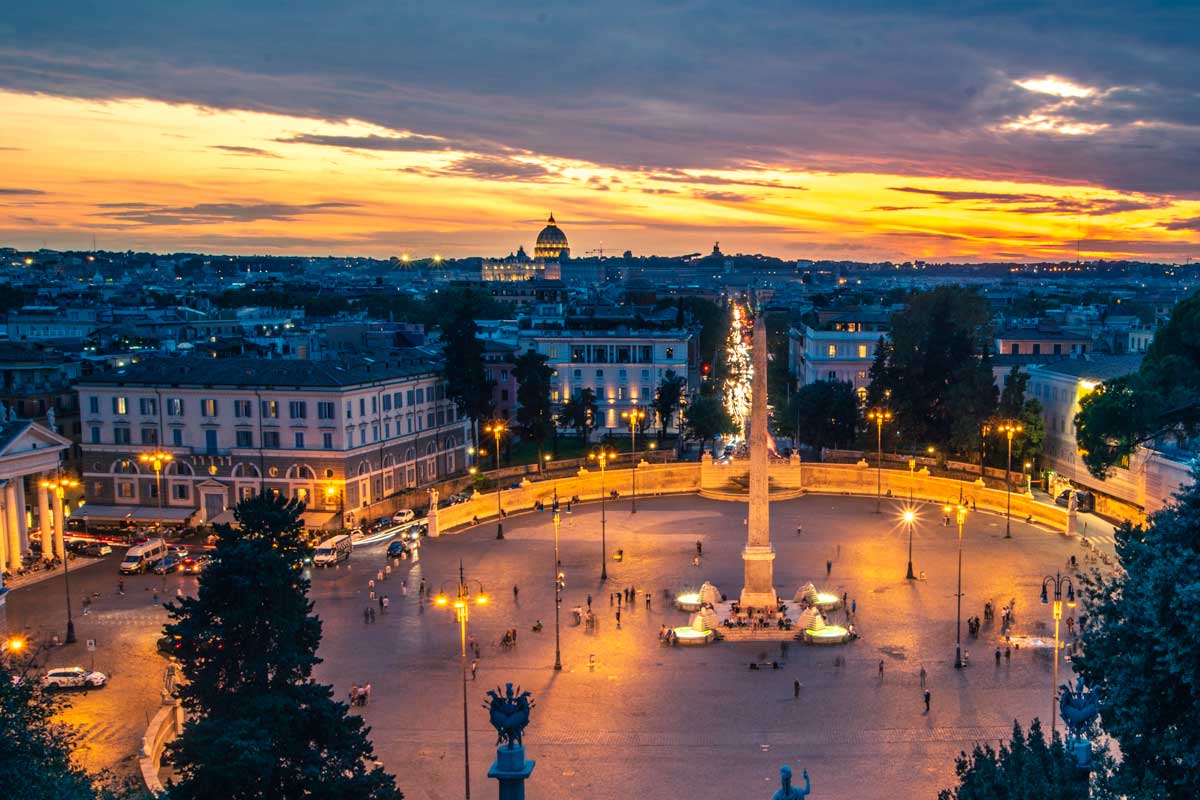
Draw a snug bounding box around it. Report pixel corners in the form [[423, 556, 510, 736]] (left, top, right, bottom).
[[363, 683, 372, 705], [851, 598, 857, 616], [1066, 616, 1075, 635], [645, 592, 651, 610], [919, 665, 926, 688], [610, 592, 615, 607], [793, 679, 801, 699], [696, 540, 703, 557], [693, 555, 701, 567], [513, 584, 519, 601], [616, 608, 622, 628], [924, 689, 931, 713], [1005, 646, 1011, 662], [378, 594, 384, 610], [401, 580, 407, 596], [617, 592, 622, 608], [363, 607, 371, 624], [382, 595, 390, 612], [878, 659, 884, 677], [471, 660, 478, 681], [842, 591, 848, 607], [826, 560, 832, 577], [587, 593, 592, 610], [118, 578, 125, 595], [368, 607, 376, 623], [995, 648, 1001, 665]]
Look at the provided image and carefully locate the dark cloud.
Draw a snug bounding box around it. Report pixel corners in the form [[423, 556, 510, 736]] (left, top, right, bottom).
[[889, 186, 1169, 216], [407, 156, 556, 182], [95, 201, 358, 225], [0, 187, 44, 195], [210, 144, 280, 157], [1, 3, 1197, 195], [277, 133, 454, 152], [1161, 217, 1200, 232], [692, 190, 750, 203]]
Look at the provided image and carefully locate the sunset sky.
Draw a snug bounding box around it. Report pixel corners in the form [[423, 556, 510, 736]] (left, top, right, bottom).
[[1, 2, 1198, 261]]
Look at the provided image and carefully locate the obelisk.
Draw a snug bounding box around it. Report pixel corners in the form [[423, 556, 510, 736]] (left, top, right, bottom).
[[740, 316, 777, 608]]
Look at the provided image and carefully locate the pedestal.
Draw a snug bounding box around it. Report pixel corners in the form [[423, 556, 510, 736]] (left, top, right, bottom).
[[739, 544, 777, 608], [488, 744, 535, 800]]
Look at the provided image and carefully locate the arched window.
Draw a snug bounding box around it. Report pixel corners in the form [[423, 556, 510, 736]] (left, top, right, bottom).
[[285, 464, 317, 481], [232, 462, 261, 479], [112, 460, 140, 475], [166, 461, 195, 476]]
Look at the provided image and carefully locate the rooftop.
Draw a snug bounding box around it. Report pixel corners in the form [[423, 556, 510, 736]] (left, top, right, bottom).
[[1029, 354, 1144, 382], [77, 356, 440, 389]]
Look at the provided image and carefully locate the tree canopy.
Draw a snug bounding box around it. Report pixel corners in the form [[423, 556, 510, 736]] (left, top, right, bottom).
[[514, 349, 555, 463], [558, 388, 598, 443], [1075, 290, 1200, 477], [1074, 480, 1200, 800], [164, 493, 401, 800], [867, 287, 997, 456], [652, 370, 687, 439], [784, 380, 858, 452], [683, 393, 737, 447], [937, 720, 1088, 800]]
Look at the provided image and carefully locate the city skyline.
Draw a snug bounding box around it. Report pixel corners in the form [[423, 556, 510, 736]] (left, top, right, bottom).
[[2, 3, 1199, 261]]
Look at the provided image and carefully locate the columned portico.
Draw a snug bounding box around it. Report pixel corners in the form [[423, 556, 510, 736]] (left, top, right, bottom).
[[0, 420, 72, 592]]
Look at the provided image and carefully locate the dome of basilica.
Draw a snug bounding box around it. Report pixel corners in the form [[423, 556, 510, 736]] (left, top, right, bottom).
[[534, 213, 570, 260]]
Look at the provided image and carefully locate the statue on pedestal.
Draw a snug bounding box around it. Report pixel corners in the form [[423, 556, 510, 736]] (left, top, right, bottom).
[[1059, 676, 1101, 770], [484, 683, 535, 748], [773, 765, 810, 799]]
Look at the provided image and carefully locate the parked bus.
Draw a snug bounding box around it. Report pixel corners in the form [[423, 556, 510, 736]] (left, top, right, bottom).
[[312, 534, 352, 567], [119, 538, 167, 574]]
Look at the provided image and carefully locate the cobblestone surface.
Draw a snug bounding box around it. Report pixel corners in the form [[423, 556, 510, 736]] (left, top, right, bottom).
[[3, 493, 1099, 797]]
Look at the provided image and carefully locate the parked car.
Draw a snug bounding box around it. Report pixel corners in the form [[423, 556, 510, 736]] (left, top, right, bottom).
[[1055, 490, 1095, 513], [152, 554, 183, 574], [167, 544, 189, 559], [65, 538, 91, 554], [447, 492, 471, 505], [156, 635, 183, 656], [391, 509, 415, 524], [180, 554, 211, 574], [42, 667, 107, 690], [119, 538, 167, 574], [81, 542, 112, 557]]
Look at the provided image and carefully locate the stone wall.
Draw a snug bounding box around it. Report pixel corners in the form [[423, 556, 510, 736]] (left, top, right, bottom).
[[432, 459, 1072, 536]]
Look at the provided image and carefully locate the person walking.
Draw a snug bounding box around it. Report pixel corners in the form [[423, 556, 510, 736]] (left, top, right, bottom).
[[513, 584, 519, 602], [826, 560, 832, 577], [645, 592, 651, 610], [851, 598, 857, 616], [349, 685, 359, 706], [587, 593, 592, 610], [616, 608, 622, 629], [878, 659, 884, 678], [368, 607, 376, 623], [363, 607, 371, 624], [793, 679, 801, 699], [923, 689, 931, 713], [696, 540, 703, 557], [995, 648, 1001, 665], [382, 595, 390, 613], [1066, 616, 1075, 636], [118, 578, 125, 595], [378, 594, 384, 610], [610, 592, 615, 607], [471, 660, 478, 681], [919, 665, 926, 688]]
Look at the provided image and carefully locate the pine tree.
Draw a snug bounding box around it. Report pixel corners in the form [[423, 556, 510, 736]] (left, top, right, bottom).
[[513, 349, 555, 465], [1075, 481, 1200, 800], [164, 494, 401, 800], [937, 719, 1087, 800]]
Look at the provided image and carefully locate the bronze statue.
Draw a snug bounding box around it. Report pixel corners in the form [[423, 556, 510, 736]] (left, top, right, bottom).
[[1059, 676, 1101, 739], [773, 765, 810, 800], [484, 683, 535, 748]]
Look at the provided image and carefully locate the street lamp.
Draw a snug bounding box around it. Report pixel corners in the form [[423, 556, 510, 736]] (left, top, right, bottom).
[[1024, 461, 1033, 495], [483, 421, 507, 539], [1041, 572, 1076, 735], [551, 492, 564, 671], [620, 408, 646, 513], [996, 422, 1024, 538], [138, 450, 174, 529], [866, 407, 893, 513], [40, 477, 80, 644], [588, 446, 617, 581], [944, 502, 968, 668], [902, 508, 917, 580], [434, 563, 489, 800]]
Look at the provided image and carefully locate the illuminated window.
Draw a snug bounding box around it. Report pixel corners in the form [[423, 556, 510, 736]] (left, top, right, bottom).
[[857, 344, 868, 359], [827, 345, 836, 358]]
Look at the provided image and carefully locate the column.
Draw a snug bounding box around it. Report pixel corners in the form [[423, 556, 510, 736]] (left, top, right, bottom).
[[5, 482, 22, 573], [38, 478, 53, 560], [0, 500, 8, 575], [52, 489, 66, 560], [16, 479, 28, 560]]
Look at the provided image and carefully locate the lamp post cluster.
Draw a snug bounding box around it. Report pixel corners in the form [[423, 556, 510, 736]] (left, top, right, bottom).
[[866, 407, 893, 513], [944, 502, 969, 668], [1041, 572, 1076, 735], [620, 408, 646, 513], [483, 421, 507, 539], [138, 450, 174, 528], [996, 421, 1024, 538], [434, 564, 489, 800], [588, 446, 616, 581], [40, 476, 80, 644]]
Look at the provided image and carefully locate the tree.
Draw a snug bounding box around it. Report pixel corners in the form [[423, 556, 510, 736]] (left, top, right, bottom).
[[652, 370, 687, 439], [683, 393, 737, 451], [992, 367, 1046, 472], [558, 387, 598, 443], [1074, 480, 1200, 800], [1075, 291, 1200, 477], [513, 349, 555, 467], [0, 648, 119, 800], [441, 289, 495, 448], [867, 287, 997, 456], [164, 494, 401, 800], [937, 719, 1088, 800], [786, 380, 859, 453]]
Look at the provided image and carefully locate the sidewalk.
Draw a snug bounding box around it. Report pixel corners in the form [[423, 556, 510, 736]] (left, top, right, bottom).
[[2, 556, 111, 593]]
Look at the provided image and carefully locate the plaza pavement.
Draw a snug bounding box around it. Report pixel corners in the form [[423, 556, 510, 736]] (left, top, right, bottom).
[[1, 492, 1106, 797]]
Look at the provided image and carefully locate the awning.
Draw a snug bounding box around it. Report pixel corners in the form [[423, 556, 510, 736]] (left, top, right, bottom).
[[301, 511, 339, 531], [76, 505, 196, 523]]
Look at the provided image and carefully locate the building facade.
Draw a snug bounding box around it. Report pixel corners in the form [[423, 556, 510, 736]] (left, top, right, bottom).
[[516, 329, 693, 435], [76, 357, 469, 527], [790, 309, 890, 400], [1027, 355, 1193, 517]]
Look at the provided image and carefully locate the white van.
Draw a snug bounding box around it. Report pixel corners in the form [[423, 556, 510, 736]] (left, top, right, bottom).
[[119, 538, 167, 574], [312, 534, 352, 567]]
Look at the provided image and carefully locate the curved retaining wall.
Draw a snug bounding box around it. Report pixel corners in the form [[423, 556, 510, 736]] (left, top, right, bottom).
[[433, 458, 1073, 536], [140, 701, 183, 796]]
